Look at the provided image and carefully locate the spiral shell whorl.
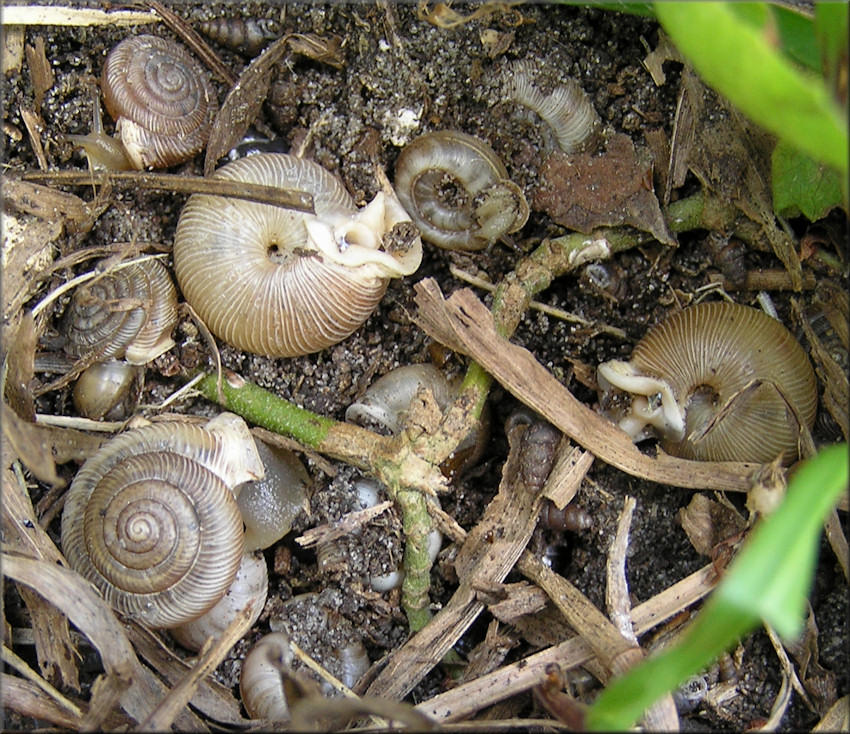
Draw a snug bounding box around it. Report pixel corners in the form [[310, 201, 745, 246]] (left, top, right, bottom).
[[628, 302, 817, 463], [61, 417, 260, 628], [174, 153, 420, 357], [102, 35, 215, 169], [63, 259, 177, 365], [395, 131, 528, 250]]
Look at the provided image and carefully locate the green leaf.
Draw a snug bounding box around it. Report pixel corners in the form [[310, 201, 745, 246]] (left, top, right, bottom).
[[814, 3, 849, 95], [585, 443, 849, 731], [654, 2, 848, 176], [590, 2, 656, 17], [773, 140, 843, 220], [771, 5, 821, 72]]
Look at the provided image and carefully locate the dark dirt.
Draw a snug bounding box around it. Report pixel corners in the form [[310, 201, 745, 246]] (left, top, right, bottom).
[[2, 2, 847, 731]]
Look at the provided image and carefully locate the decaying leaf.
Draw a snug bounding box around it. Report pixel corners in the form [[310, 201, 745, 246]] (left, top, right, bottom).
[[534, 132, 676, 246], [677, 494, 747, 558]]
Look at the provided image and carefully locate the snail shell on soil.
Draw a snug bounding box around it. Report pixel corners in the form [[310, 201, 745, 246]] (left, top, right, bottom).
[[62, 258, 178, 365], [173, 153, 422, 357], [394, 130, 529, 251], [596, 302, 818, 464], [502, 59, 602, 154], [199, 18, 274, 57], [170, 552, 268, 652], [240, 631, 295, 721], [60, 413, 264, 629], [100, 34, 216, 169], [72, 360, 140, 420], [237, 440, 311, 552]]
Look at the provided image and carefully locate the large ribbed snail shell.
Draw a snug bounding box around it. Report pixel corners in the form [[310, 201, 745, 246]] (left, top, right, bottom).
[[101, 34, 216, 169], [394, 130, 529, 251], [62, 258, 178, 365], [597, 302, 818, 463], [173, 153, 422, 357], [60, 413, 264, 629]]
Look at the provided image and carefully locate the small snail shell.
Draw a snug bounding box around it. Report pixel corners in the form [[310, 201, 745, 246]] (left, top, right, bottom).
[[72, 360, 140, 420], [101, 35, 216, 169], [345, 364, 455, 434], [60, 413, 264, 629], [170, 552, 268, 652], [62, 258, 178, 365], [596, 302, 817, 463], [240, 631, 295, 721], [199, 18, 274, 57], [502, 59, 602, 154], [237, 440, 311, 552], [540, 501, 592, 532], [173, 153, 422, 357], [394, 131, 529, 251], [333, 639, 370, 690]]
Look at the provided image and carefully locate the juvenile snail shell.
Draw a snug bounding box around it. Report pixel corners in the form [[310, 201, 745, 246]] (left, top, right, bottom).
[[502, 59, 602, 154], [170, 552, 268, 652], [597, 302, 817, 464], [394, 131, 529, 250], [62, 258, 178, 365], [173, 153, 422, 357], [101, 35, 216, 169], [72, 360, 140, 420], [333, 639, 371, 690], [60, 413, 264, 629], [240, 632, 295, 721], [237, 440, 311, 552]]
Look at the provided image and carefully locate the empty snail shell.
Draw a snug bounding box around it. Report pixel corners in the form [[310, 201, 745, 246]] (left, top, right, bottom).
[[60, 413, 264, 629], [170, 552, 268, 652], [596, 302, 818, 464], [394, 130, 529, 251], [173, 153, 422, 357], [99, 34, 216, 169], [72, 360, 140, 420], [501, 59, 602, 154], [237, 440, 311, 552], [240, 631, 295, 721], [62, 258, 178, 365]]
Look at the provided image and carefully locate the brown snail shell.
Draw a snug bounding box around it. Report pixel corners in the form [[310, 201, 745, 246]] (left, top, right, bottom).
[[101, 34, 216, 169], [199, 18, 273, 57], [60, 413, 264, 629], [72, 360, 140, 420], [597, 302, 818, 463], [394, 130, 529, 251], [62, 258, 178, 365], [173, 153, 421, 357]]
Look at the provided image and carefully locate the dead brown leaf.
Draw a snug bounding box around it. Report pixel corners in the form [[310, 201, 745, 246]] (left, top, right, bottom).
[[534, 132, 676, 246]]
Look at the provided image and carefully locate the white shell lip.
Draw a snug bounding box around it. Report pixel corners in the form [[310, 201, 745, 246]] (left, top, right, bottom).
[[306, 191, 422, 277]]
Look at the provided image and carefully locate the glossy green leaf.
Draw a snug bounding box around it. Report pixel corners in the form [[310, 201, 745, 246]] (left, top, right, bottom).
[[586, 443, 849, 731], [814, 3, 849, 95], [772, 141, 843, 220], [655, 2, 848, 176]]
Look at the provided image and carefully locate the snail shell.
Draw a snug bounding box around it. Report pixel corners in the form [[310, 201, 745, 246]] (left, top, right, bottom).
[[173, 153, 422, 357], [170, 552, 268, 652], [597, 302, 818, 463], [101, 34, 216, 169], [394, 130, 529, 251], [62, 258, 178, 365], [60, 413, 264, 629], [72, 360, 140, 420], [502, 59, 602, 154], [240, 631, 295, 721], [237, 440, 311, 552], [199, 18, 274, 57]]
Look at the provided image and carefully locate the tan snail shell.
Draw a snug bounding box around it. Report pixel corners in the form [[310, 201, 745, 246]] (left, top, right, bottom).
[[394, 131, 529, 251], [501, 59, 602, 154], [596, 302, 818, 464], [240, 631, 295, 721], [62, 258, 178, 365], [199, 18, 274, 57], [173, 153, 422, 357], [170, 552, 268, 652], [60, 413, 264, 629], [100, 34, 216, 169], [72, 360, 140, 420]]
